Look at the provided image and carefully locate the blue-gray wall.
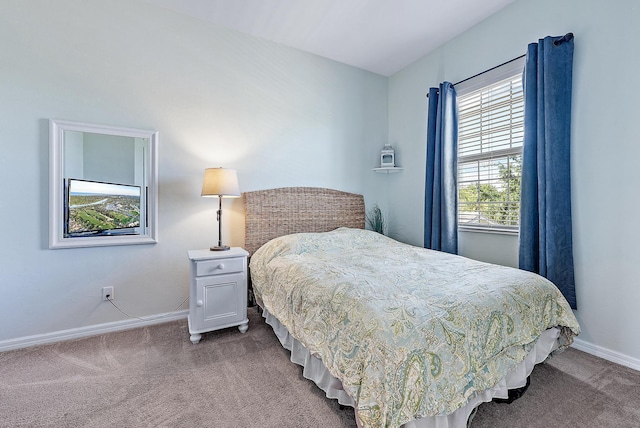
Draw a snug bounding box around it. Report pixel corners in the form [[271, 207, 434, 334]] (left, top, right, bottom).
[[388, 0, 640, 366], [0, 0, 387, 343], [1, 0, 638, 369]]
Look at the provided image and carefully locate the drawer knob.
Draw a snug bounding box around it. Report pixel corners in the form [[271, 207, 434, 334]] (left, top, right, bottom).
[[217, 263, 225, 270], [196, 300, 203, 307]]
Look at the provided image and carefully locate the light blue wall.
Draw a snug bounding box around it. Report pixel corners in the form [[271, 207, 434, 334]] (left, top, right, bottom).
[[388, 0, 640, 363], [2, 0, 638, 368], [0, 0, 387, 342]]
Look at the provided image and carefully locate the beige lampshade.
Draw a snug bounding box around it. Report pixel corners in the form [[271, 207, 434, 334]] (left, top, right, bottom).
[[201, 168, 240, 197]]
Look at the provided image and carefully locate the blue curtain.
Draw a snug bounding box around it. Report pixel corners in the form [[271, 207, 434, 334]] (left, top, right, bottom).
[[424, 82, 458, 254], [519, 34, 577, 309]]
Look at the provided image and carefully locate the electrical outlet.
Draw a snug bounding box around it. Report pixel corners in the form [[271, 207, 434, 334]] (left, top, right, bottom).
[[102, 286, 114, 301]]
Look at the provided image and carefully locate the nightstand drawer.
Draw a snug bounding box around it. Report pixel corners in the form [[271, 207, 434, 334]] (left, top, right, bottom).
[[195, 257, 244, 277]]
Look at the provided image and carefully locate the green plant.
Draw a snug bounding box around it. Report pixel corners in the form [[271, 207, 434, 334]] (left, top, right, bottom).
[[366, 204, 386, 235]]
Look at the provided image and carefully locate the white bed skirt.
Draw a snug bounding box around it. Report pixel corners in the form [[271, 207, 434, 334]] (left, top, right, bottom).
[[260, 306, 560, 428]]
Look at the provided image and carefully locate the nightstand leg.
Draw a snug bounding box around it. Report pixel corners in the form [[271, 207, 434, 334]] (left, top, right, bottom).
[[190, 333, 202, 344], [238, 321, 249, 333]]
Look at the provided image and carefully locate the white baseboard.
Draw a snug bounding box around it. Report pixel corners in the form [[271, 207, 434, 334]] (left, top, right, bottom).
[[0, 310, 188, 353], [571, 337, 640, 372], [4, 314, 639, 373]]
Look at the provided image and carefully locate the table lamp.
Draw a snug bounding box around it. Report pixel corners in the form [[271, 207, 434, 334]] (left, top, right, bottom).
[[201, 168, 240, 251]]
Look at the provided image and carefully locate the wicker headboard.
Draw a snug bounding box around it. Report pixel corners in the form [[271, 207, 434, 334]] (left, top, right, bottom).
[[243, 187, 365, 255]]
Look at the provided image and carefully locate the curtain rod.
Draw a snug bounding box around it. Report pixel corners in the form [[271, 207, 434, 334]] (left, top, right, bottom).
[[426, 33, 573, 98], [425, 54, 524, 98], [451, 54, 525, 87]]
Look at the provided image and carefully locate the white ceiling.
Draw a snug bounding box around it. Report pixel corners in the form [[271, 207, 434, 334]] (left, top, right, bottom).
[[145, 0, 514, 76]]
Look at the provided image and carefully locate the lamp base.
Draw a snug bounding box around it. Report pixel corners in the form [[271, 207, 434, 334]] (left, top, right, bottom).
[[210, 245, 230, 251]]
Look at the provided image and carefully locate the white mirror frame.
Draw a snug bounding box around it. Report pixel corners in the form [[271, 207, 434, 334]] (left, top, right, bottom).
[[49, 119, 158, 249]]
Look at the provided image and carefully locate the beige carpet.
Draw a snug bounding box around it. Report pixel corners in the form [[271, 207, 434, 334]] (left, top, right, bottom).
[[1, 308, 639, 427]]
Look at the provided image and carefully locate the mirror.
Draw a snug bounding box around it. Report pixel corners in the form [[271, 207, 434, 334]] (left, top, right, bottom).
[[49, 119, 158, 249]]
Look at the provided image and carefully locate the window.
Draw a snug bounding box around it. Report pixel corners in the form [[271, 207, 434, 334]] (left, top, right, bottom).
[[456, 58, 525, 233]]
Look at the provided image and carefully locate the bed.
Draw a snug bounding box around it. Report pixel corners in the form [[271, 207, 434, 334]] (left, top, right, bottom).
[[244, 187, 580, 428]]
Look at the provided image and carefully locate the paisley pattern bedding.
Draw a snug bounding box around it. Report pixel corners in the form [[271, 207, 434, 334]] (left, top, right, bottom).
[[249, 228, 580, 428]]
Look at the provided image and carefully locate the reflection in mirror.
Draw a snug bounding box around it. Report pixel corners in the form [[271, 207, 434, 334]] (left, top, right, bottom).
[[49, 119, 158, 249]]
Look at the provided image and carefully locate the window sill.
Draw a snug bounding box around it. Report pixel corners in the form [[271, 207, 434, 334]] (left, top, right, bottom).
[[458, 226, 519, 236]]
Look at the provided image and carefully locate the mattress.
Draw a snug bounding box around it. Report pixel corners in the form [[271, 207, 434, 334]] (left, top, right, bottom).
[[259, 304, 561, 428], [250, 228, 580, 427]]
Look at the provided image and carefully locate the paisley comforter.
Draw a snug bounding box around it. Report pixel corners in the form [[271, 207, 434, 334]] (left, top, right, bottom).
[[249, 228, 580, 428]]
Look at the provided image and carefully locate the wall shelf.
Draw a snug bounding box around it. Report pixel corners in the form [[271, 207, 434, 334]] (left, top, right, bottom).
[[373, 167, 403, 174]]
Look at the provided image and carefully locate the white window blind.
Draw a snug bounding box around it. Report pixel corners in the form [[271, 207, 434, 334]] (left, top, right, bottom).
[[457, 58, 524, 233]]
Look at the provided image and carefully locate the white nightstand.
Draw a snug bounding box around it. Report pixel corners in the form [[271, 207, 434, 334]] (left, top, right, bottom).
[[187, 247, 249, 344]]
